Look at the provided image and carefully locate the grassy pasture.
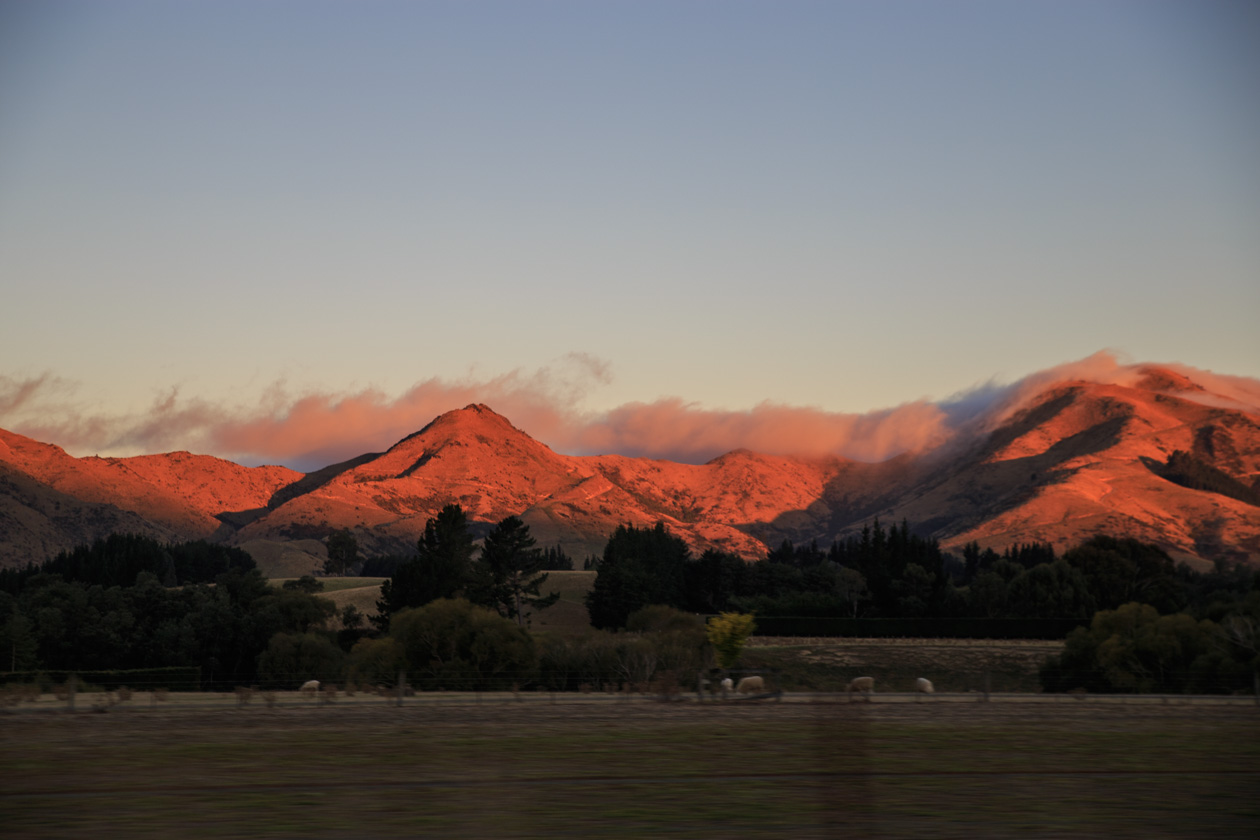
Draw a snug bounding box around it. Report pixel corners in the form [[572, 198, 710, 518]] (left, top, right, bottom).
[[311, 576, 387, 593], [269, 576, 387, 593], [320, 582, 384, 624], [269, 577, 386, 624], [522, 569, 595, 634], [743, 637, 1064, 694], [2, 700, 1256, 838]]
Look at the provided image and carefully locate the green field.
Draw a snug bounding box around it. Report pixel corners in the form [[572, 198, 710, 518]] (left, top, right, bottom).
[[524, 569, 596, 633], [743, 637, 1065, 693], [2, 700, 1256, 838], [270, 576, 387, 593]]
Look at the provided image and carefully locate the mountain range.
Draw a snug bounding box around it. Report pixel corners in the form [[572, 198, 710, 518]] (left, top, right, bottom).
[[2, 365, 1258, 575]]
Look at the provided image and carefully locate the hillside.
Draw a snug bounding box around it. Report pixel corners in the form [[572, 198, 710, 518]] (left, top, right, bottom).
[[908, 376, 1260, 565], [1, 365, 1258, 570]]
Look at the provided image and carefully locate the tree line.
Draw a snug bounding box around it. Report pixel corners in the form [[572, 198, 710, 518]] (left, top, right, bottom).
[[581, 520, 1259, 694], [0, 533, 257, 594], [2, 511, 1256, 696], [0, 562, 338, 687], [0, 517, 711, 695], [0, 505, 569, 691], [582, 520, 1257, 626]]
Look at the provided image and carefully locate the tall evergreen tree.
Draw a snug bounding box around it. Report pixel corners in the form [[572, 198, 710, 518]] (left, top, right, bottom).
[[376, 504, 475, 626], [585, 522, 690, 629], [324, 529, 359, 576], [470, 515, 559, 626]]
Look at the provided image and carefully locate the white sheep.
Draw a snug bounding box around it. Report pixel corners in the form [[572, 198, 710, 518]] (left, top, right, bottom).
[[847, 676, 874, 701], [720, 677, 734, 693], [915, 677, 934, 697], [299, 679, 321, 695], [735, 676, 765, 694]]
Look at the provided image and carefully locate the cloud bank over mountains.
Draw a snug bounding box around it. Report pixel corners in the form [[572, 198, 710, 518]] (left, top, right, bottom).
[[2, 351, 1257, 472]]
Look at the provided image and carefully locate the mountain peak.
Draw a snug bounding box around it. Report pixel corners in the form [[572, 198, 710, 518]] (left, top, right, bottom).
[[1135, 366, 1204, 394], [394, 403, 521, 448], [340, 403, 557, 487]]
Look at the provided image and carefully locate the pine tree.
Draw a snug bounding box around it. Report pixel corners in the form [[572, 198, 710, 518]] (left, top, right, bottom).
[[375, 504, 475, 625], [470, 516, 559, 626], [585, 522, 690, 629], [324, 529, 359, 576]]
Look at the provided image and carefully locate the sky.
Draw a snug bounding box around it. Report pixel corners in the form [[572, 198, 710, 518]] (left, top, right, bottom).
[[1, 1, 1257, 471]]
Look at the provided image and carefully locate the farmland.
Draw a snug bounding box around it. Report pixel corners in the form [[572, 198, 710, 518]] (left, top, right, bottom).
[[743, 637, 1066, 693], [3, 697, 1257, 838]]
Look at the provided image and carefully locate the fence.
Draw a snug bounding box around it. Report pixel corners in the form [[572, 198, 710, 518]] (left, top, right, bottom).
[[751, 616, 1087, 639], [3, 667, 1258, 713], [0, 667, 201, 691]]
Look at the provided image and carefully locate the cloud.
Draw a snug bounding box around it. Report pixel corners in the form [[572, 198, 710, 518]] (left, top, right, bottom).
[[561, 398, 952, 463], [0, 374, 54, 414], [2, 351, 1257, 471], [0, 355, 612, 469], [972, 350, 1260, 421]]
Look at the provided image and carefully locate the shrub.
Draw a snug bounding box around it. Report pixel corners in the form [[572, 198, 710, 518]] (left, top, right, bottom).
[[257, 631, 346, 689], [1040, 602, 1247, 694], [347, 636, 406, 688], [707, 611, 757, 670], [390, 598, 537, 691]]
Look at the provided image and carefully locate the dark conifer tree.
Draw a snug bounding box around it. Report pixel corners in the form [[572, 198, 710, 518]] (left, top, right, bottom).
[[375, 503, 475, 627], [470, 515, 559, 626], [585, 522, 690, 629]]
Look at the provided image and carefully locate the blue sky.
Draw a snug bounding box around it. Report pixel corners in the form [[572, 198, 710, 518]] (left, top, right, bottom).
[[1, 1, 1257, 468]]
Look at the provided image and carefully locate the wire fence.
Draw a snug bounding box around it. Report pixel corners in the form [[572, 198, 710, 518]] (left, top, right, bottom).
[[3, 668, 1257, 713]]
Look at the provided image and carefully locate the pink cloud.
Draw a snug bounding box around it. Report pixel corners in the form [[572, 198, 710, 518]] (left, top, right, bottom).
[[2, 351, 1256, 472], [564, 398, 951, 462]]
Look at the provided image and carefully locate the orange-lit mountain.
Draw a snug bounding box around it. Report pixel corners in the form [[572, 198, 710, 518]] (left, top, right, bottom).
[[226, 404, 865, 562], [894, 370, 1260, 564], [0, 427, 299, 567], [2, 367, 1258, 572]]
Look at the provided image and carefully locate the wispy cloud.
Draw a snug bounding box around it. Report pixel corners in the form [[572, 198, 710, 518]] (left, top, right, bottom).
[[3, 351, 1256, 472]]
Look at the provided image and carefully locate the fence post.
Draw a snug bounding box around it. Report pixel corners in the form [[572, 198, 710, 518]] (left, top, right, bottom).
[[68, 673, 76, 712], [396, 670, 406, 707], [983, 671, 991, 703]]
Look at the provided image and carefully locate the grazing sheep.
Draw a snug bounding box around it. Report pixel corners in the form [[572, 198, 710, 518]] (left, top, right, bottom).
[[720, 677, 734, 693], [915, 677, 934, 696], [735, 676, 765, 694], [847, 676, 875, 701], [299, 679, 320, 695]]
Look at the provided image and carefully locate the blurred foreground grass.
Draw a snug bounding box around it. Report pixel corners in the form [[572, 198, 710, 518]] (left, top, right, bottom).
[[2, 700, 1257, 838]]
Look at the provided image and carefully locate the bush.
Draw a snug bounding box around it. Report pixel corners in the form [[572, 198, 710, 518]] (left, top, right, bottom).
[[705, 611, 756, 669], [257, 631, 346, 689], [390, 598, 537, 691], [347, 637, 406, 688], [1039, 602, 1249, 694], [628, 605, 711, 674]]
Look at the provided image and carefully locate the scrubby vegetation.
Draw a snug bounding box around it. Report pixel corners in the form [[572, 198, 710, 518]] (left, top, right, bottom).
[[1156, 449, 1260, 507]]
